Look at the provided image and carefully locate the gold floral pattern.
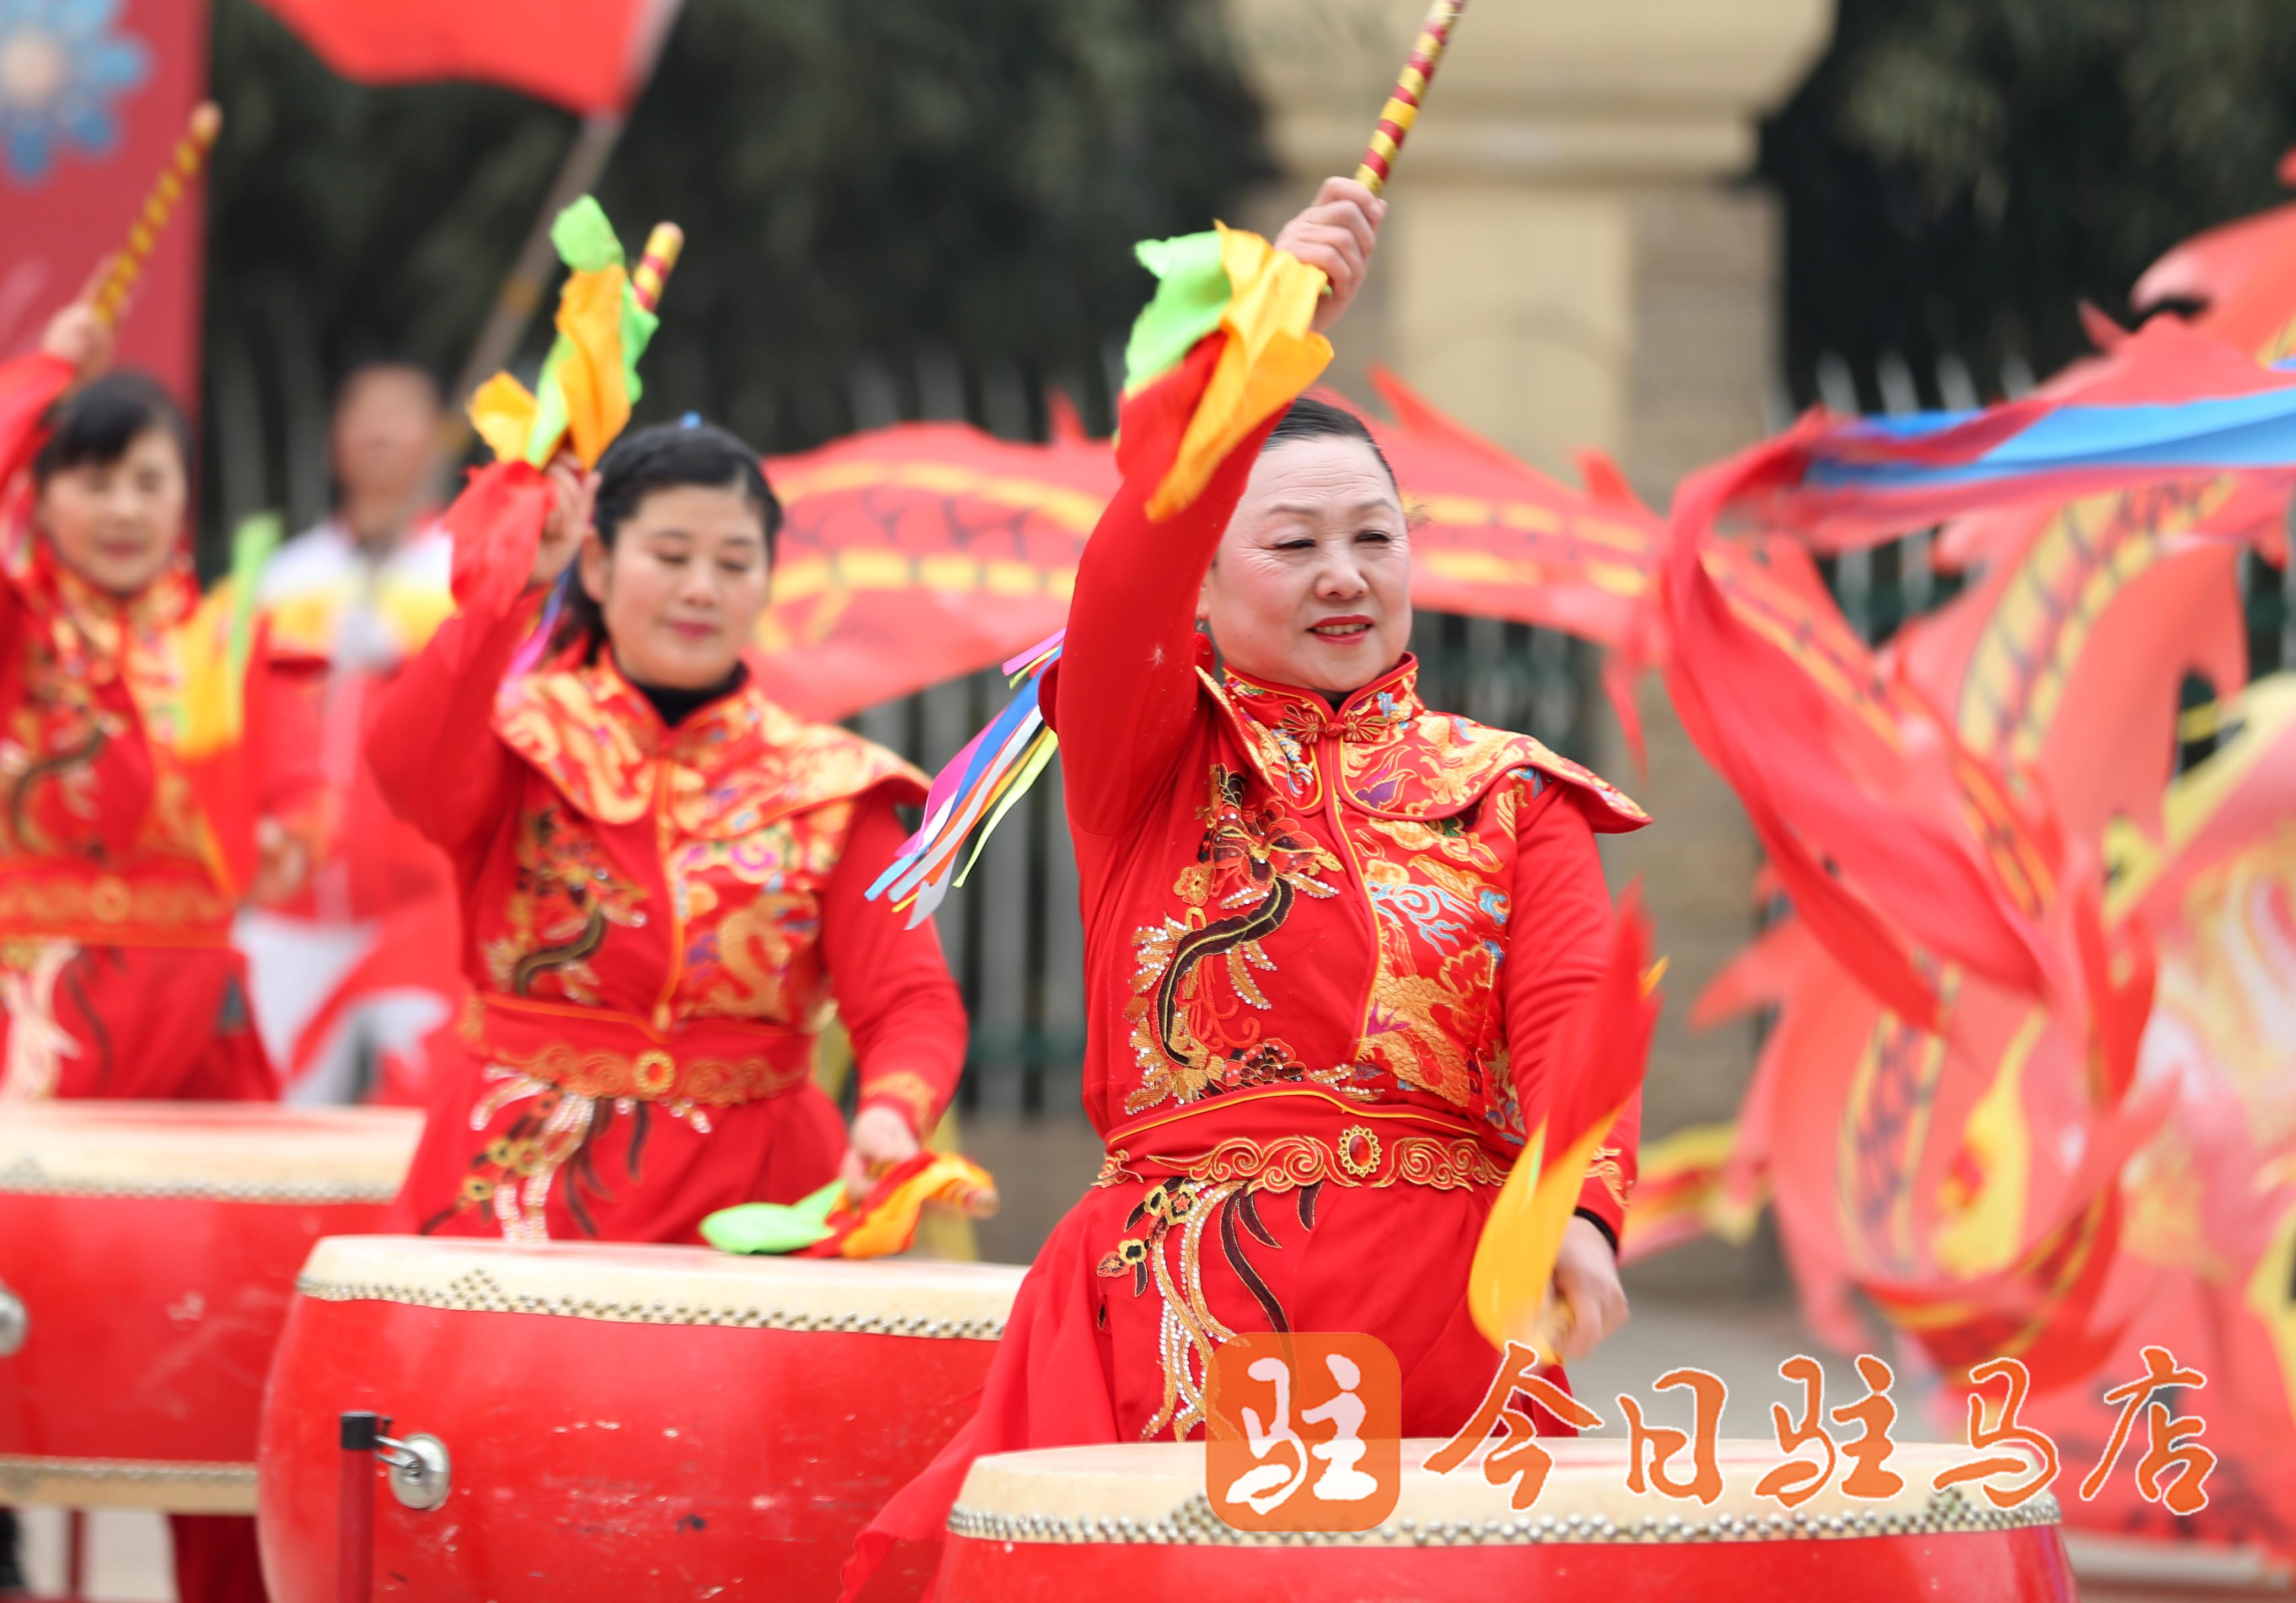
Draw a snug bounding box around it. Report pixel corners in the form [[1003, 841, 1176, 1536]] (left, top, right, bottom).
[[1123, 763, 1350, 1113], [1206, 659, 1646, 827], [1094, 1176, 1244, 1438], [494, 658, 916, 839], [0, 557, 224, 937], [1095, 1129, 1509, 1194], [481, 805, 650, 1004], [466, 1030, 812, 1106], [474, 659, 921, 1031]]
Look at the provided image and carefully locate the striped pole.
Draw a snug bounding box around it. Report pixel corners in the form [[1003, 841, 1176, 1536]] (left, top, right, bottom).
[[630, 222, 684, 313], [92, 101, 223, 326], [1354, 0, 1467, 197]]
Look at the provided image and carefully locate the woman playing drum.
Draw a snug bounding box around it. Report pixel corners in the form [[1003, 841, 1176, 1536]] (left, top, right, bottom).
[[371, 420, 966, 1246], [851, 179, 1648, 1588], [0, 294, 320, 1602], [0, 298, 313, 1106]]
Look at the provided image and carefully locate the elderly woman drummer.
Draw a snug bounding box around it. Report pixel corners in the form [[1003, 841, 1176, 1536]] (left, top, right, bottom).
[[854, 177, 1646, 1586]]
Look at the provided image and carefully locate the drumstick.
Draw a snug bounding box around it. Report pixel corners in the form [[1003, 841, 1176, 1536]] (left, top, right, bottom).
[[629, 222, 684, 313], [1353, 0, 1467, 197], [92, 101, 223, 327]]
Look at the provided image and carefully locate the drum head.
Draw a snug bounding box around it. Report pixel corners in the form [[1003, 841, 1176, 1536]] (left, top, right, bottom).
[[297, 1235, 1028, 1337], [953, 1439, 2061, 1546], [0, 1102, 422, 1202]]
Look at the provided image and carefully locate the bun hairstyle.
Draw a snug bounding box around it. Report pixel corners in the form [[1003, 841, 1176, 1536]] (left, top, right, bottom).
[[1259, 394, 1398, 493], [33, 371, 191, 485], [552, 417, 782, 659]]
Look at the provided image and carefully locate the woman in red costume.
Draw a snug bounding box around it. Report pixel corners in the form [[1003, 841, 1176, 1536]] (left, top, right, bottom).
[[0, 296, 315, 1601], [852, 180, 1648, 1586], [372, 421, 966, 1245]]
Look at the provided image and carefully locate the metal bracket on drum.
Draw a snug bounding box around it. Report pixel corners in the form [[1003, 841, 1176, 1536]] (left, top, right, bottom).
[[378, 1430, 451, 1511], [0, 1278, 25, 1358], [340, 1410, 452, 1511]]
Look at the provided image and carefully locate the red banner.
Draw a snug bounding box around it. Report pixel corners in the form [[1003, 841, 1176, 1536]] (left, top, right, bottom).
[[0, 0, 208, 409], [251, 0, 673, 114]]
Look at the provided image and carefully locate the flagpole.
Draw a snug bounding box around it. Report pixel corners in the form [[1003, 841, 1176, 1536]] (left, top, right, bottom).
[[91, 101, 223, 326], [1353, 0, 1467, 197], [446, 110, 627, 415], [444, 0, 691, 421]]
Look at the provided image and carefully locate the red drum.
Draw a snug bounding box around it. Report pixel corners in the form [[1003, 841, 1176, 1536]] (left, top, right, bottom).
[[0, 1102, 420, 1510], [256, 1235, 1026, 1601], [939, 1440, 2078, 1603]]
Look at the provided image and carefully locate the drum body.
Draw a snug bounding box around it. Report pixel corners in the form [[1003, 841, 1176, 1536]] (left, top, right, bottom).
[[0, 1102, 420, 1510], [256, 1236, 1024, 1602], [939, 1440, 2079, 1603]]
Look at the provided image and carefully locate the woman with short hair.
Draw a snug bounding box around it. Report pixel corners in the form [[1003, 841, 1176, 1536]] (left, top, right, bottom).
[[852, 178, 1647, 1589]]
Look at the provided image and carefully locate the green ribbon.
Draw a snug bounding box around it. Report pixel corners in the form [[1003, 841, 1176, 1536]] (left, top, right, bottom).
[[700, 1180, 844, 1254]]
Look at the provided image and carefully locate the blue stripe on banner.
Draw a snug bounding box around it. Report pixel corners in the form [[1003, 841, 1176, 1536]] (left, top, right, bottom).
[[1812, 388, 2296, 491]]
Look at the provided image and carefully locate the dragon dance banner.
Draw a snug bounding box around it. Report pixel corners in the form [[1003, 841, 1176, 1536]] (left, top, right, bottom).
[[749, 372, 1666, 724], [1643, 184, 2296, 1574]]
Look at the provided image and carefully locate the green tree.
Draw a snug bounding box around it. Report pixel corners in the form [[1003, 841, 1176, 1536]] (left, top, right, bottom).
[[1759, 0, 2296, 403], [201, 0, 1268, 542]]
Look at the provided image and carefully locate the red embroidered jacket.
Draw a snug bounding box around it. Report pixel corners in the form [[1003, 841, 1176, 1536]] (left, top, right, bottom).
[[0, 353, 320, 952], [1045, 368, 1649, 1240], [364, 464, 967, 1136]]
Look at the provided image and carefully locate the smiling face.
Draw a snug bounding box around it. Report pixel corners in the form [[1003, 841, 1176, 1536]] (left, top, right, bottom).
[[579, 479, 772, 691], [35, 426, 189, 597], [1198, 433, 1411, 696]]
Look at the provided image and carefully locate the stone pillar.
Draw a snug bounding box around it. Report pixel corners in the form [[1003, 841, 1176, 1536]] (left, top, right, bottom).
[[1228, 0, 1832, 1296]]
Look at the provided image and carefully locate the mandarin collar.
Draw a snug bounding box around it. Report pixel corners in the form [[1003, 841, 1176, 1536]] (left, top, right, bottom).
[[580, 648, 781, 765], [42, 542, 195, 648], [1218, 652, 1423, 746]]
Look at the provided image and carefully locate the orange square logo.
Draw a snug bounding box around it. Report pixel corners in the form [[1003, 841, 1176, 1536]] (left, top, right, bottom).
[[1205, 1332, 1402, 1532]]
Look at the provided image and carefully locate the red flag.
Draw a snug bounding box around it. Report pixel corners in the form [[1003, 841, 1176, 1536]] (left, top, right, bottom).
[[251, 0, 676, 114], [0, 0, 208, 406]]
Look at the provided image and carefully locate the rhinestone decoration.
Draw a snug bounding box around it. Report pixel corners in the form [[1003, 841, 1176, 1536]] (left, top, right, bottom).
[[294, 1267, 1008, 1339], [946, 1486, 2061, 1547]]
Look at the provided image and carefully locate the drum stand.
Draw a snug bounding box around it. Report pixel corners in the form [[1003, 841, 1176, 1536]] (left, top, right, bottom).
[[335, 1413, 450, 1603]]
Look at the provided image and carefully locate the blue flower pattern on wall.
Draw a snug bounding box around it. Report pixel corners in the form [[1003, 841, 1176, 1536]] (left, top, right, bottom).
[[0, 0, 151, 186]]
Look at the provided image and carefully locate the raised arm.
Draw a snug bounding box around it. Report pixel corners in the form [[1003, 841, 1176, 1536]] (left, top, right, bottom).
[[366, 458, 585, 854], [1, 299, 111, 645], [1052, 179, 1385, 839]]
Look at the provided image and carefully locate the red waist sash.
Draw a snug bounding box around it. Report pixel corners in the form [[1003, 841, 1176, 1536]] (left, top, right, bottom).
[[1095, 1085, 1515, 1193], [462, 994, 817, 1107]]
